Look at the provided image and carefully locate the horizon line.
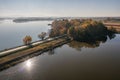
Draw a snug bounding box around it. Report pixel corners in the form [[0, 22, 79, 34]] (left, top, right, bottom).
[[0, 16, 120, 18]]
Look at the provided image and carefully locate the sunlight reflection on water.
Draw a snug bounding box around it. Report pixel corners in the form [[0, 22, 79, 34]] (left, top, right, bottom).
[[25, 60, 33, 71]]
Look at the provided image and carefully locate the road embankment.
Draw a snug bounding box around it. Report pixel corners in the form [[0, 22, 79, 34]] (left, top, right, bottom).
[[0, 36, 71, 71]]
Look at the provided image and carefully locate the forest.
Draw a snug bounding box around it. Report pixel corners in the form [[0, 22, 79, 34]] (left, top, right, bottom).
[[49, 19, 114, 42]]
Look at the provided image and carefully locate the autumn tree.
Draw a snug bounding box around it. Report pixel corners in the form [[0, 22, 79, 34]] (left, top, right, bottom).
[[23, 36, 32, 45], [49, 19, 110, 42]]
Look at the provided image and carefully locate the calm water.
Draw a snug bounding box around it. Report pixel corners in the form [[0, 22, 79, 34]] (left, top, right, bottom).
[[0, 20, 120, 80], [0, 20, 51, 51]]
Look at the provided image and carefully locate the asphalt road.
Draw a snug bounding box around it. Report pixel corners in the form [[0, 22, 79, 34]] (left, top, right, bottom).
[[0, 38, 54, 57]]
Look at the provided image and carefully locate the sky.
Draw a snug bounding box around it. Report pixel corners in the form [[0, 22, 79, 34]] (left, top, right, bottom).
[[0, 0, 120, 17]]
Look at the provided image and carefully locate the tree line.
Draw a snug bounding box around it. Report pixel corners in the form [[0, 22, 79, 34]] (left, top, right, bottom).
[[23, 19, 115, 45], [49, 19, 114, 42]]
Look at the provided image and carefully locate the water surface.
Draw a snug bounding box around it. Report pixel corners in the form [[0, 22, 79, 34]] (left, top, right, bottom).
[[0, 20, 120, 80], [0, 20, 51, 50]]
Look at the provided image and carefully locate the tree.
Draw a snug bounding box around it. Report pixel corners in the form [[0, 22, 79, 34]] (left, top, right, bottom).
[[38, 32, 47, 40], [49, 19, 111, 42], [23, 36, 32, 45]]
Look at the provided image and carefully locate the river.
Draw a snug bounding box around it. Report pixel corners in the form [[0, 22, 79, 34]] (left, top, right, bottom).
[[0, 20, 120, 80]]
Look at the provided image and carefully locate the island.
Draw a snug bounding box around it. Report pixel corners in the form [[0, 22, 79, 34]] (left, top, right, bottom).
[[49, 19, 115, 42]]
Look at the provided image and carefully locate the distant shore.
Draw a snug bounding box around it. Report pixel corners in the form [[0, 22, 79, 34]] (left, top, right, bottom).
[[11, 17, 120, 23], [13, 17, 54, 23]]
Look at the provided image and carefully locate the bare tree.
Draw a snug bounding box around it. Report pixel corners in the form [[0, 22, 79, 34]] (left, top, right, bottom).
[[38, 32, 47, 40]]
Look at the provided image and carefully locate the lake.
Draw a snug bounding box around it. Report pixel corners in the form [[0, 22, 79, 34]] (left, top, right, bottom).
[[0, 20, 51, 51], [0, 20, 120, 80]]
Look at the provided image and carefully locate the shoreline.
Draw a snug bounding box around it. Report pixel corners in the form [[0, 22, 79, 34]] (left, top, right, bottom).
[[0, 35, 71, 71]]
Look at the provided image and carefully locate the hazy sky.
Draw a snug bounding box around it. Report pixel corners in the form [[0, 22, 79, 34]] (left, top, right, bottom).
[[0, 0, 120, 17]]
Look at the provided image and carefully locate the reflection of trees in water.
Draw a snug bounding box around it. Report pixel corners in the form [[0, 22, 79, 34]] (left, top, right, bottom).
[[68, 33, 116, 51], [48, 49, 55, 55], [68, 41, 101, 51], [47, 45, 63, 55], [108, 32, 116, 40], [46, 32, 116, 53]]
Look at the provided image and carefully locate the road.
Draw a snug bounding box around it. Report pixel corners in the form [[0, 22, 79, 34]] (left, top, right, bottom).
[[0, 38, 54, 57], [0, 34, 67, 57], [103, 23, 120, 26]]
